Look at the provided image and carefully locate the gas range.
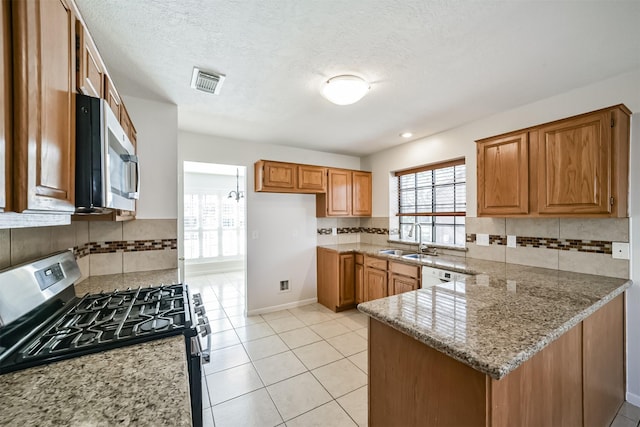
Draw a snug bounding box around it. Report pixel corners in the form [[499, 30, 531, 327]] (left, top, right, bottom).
[[0, 251, 210, 427]]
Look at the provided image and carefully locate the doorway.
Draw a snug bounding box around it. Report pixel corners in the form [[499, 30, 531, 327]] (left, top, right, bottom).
[[180, 161, 247, 311]]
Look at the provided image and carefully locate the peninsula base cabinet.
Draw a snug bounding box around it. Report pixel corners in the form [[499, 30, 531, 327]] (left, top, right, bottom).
[[317, 247, 355, 312], [369, 294, 624, 426]]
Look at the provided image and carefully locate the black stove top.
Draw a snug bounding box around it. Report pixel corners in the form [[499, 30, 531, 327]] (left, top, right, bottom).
[[1, 284, 197, 373]]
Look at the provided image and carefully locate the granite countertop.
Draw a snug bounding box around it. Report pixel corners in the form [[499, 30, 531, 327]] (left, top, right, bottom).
[[321, 244, 632, 380], [0, 269, 190, 427], [0, 336, 191, 426]]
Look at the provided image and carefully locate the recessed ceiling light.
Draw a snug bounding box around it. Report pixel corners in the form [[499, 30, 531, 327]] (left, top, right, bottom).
[[400, 132, 413, 138], [321, 75, 370, 106]]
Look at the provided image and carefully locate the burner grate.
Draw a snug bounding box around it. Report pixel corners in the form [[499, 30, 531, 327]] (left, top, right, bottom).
[[15, 284, 190, 362]]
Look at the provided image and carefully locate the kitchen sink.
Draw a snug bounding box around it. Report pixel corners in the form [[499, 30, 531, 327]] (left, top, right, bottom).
[[402, 252, 437, 260], [378, 249, 412, 256]]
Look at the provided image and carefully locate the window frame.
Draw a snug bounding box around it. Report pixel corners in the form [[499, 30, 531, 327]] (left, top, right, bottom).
[[395, 157, 466, 246]]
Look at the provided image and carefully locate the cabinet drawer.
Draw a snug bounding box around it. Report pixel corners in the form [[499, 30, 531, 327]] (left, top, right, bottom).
[[365, 256, 387, 270], [355, 254, 364, 265], [389, 261, 420, 279]]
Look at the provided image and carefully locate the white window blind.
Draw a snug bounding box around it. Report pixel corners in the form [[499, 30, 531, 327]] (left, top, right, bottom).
[[184, 191, 245, 260], [395, 158, 466, 246]]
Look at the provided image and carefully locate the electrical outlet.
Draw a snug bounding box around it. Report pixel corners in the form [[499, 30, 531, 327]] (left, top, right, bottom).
[[476, 274, 490, 286], [612, 242, 630, 260], [331, 227, 337, 236], [507, 280, 517, 293], [252, 230, 259, 239], [476, 233, 490, 246], [279, 280, 290, 292], [507, 235, 516, 248]]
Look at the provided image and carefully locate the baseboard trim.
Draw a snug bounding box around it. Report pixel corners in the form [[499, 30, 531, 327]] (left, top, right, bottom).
[[626, 391, 640, 407], [247, 298, 318, 316]]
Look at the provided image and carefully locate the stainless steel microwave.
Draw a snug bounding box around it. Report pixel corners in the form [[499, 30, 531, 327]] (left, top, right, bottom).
[[75, 94, 139, 213]]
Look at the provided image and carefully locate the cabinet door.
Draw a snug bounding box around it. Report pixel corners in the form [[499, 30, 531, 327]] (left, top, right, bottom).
[[12, 0, 76, 212], [389, 274, 418, 295], [76, 21, 103, 98], [326, 169, 351, 216], [339, 254, 355, 307], [120, 104, 137, 147], [352, 171, 372, 216], [477, 132, 528, 215], [104, 74, 121, 119], [298, 165, 326, 192], [537, 112, 611, 215], [355, 262, 364, 304], [365, 267, 387, 301], [317, 247, 339, 311], [0, 0, 10, 212], [262, 161, 296, 190]]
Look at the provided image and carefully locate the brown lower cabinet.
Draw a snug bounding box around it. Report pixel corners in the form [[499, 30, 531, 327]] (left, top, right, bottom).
[[319, 251, 423, 310], [317, 247, 356, 312], [369, 293, 625, 426], [364, 256, 387, 302], [388, 261, 420, 295]]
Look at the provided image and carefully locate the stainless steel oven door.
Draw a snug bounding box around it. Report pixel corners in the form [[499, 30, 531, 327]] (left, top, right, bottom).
[[103, 104, 139, 211]]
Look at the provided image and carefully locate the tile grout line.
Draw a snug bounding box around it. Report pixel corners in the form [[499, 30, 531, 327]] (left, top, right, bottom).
[[195, 272, 368, 426]]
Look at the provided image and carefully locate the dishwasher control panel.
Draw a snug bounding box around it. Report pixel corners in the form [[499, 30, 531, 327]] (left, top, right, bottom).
[[421, 266, 471, 287]]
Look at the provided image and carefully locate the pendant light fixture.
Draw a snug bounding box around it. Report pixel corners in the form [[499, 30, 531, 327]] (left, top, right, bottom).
[[227, 168, 244, 202], [321, 75, 370, 106]]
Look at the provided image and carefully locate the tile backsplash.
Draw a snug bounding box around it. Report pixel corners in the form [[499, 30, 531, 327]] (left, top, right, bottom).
[[316, 216, 630, 279], [0, 219, 178, 281], [465, 217, 629, 278]]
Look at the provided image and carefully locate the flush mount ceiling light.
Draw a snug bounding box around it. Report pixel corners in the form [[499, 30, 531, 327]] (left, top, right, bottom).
[[321, 75, 370, 106], [400, 132, 413, 138]]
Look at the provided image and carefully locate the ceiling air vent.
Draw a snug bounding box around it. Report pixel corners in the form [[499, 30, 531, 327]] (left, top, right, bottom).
[[190, 67, 225, 95]]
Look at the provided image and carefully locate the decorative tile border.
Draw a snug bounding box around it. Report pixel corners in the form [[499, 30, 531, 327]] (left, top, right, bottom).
[[466, 234, 612, 254], [317, 227, 389, 235], [73, 239, 178, 259]]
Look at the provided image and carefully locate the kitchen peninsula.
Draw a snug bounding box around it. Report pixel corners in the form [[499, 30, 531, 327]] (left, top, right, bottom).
[[358, 257, 631, 427]]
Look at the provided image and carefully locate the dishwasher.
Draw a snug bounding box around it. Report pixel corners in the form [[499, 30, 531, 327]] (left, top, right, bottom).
[[421, 265, 471, 287]]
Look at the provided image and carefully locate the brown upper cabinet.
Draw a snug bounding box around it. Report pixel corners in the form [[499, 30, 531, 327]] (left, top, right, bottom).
[[476, 105, 630, 218], [11, 0, 77, 213], [76, 20, 103, 98], [120, 104, 137, 147], [104, 74, 122, 120], [316, 168, 372, 217], [477, 132, 529, 215], [254, 161, 372, 216], [255, 160, 326, 193], [1, 0, 11, 212]]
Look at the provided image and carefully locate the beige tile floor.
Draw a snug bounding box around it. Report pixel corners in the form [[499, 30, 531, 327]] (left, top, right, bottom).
[[187, 272, 368, 427], [187, 271, 640, 427]]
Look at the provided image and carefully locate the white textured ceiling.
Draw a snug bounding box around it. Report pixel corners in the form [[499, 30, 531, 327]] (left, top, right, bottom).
[[75, 0, 640, 156]]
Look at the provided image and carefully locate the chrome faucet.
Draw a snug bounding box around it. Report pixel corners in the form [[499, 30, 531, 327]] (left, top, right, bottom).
[[408, 222, 438, 255], [408, 222, 428, 253]]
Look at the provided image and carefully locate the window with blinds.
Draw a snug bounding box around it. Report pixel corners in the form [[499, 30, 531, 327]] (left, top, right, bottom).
[[396, 158, 466, 246]]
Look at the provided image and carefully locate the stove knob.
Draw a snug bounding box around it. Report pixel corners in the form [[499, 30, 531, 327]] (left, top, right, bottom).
[[198, 315, 209, 325], [192, 293, 202, 304], [199, 324, 211, 337], [195, 305, 205, 316]]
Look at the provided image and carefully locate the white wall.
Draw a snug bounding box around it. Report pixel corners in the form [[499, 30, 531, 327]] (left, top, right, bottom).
[[362, 68, 640, 404], [178, 132, 360, 314], [124, 96, 178, 219]]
